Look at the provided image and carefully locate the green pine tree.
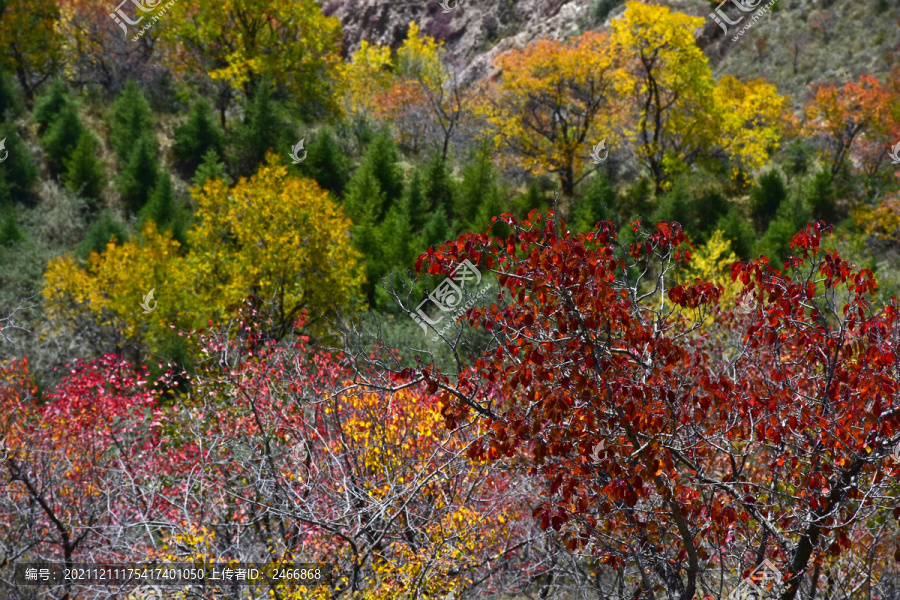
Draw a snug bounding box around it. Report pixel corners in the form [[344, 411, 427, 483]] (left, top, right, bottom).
[[172, 99, 226, 177], [233, 83, 290, 177], [403, 169, 426, 232], [302, 128, 350, 197], [106, 79, 156, 161], [63, 130, 106, 204], [192, 149, 232, 188], [118, 135, 160, 214], [0, 128, 38, 197], [423, 205, 452, 249], [33, 78, 72, 134], [343, 159, 386, 225], [750, 170, 787, 231], [140, 172, 189, 245], [715, 208, 755, 260], [361, 131, 404, 211], [572, 174, 616, 232], [41, 103, 85, 171], [512, 181, 549, 220], [0, 203, 24, 246], [457, 143, 499, 224], [0, 70, 22, 120], [807, 167, 838, 223], [423, 152, 454, 215], [79, 210, 129, 259]]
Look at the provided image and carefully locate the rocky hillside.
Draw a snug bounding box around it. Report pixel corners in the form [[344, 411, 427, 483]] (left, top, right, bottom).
[[324, 0, 900, 101]]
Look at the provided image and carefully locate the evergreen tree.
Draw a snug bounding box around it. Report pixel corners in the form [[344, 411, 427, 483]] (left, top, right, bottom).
[[807, 167, 838, 223], [302, 128, 349, 197], [652, 179, 694, 233], [572, 174, 616, 231], [404, 169, 426, 232], [715, 208, 755, 260], [0, 128, 38, 198], [40, 103, 85, 171], [233, 83, 290, 177], [172, 99, 226, 177], [79, 210, 129, 259], [423, 151, 454, 216], [63, 130, 106, 204], [512, 181, 549, 220], [343, 159, 386, 225], [106, 79, 155, 161], [192, 149, 232, 188], [755, 198, 811, 266], [0, 70, 22, 120], [33, 78, 72, 133], [140, 172, 189, 245], [457, 143, 499, 224], [359, 131, 404, 213], [352, 203, 382, 306], [0, 203, 24, 246], [118, 135, 160, 214], [750, 170, 787, 231], [422, 205, 452, 249], [373, 205, 415, 308]]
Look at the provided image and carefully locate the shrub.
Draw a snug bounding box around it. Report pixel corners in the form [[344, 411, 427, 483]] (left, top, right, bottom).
[[106, 79, 155, 161], [117, 135, 160, 214], [64, 130, 106, 204], [172, 99, 225, 177]]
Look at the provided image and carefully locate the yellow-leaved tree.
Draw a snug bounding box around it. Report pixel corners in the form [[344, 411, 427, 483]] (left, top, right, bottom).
[[160, 0, 343, 117], [44, 158, 363, 358], [342, 22, 464, 157], [610, 1, 785, 193], [474, 30, 617, 196]]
